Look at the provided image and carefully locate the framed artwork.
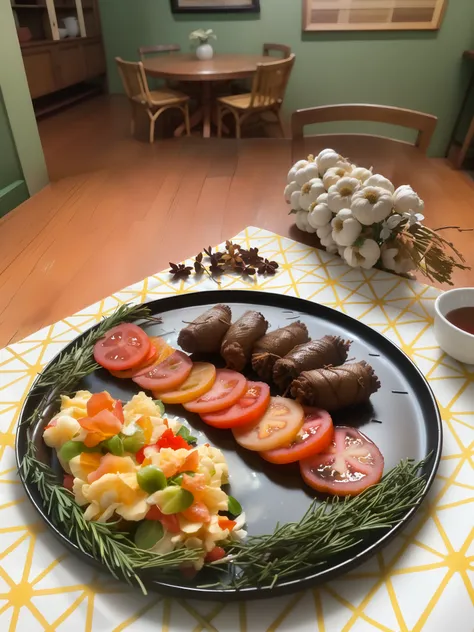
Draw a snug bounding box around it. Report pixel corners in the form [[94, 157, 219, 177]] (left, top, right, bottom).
[[170, 0, 260, 13], [303, 0, 447, 31]]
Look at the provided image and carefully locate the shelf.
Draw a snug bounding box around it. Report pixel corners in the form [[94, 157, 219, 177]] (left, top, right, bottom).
[[34, 83, 102, 118], [20, 34, 100, 48], [11, 4, 46, 8]]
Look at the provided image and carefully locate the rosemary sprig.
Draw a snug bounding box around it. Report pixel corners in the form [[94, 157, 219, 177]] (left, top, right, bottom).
[[219, 457, 429, 589]]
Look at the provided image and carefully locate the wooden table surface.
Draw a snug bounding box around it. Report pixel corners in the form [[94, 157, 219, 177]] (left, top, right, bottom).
[[1, 135, 473, 348], [142, 53, 271, 81]]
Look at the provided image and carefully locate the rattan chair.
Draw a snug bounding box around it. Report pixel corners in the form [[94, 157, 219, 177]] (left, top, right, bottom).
[[116, 57, 190, 143], [217, 54, 295, 139]]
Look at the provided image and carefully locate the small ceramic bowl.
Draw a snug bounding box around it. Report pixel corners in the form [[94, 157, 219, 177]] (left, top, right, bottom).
[[434, 288, 474, 364]]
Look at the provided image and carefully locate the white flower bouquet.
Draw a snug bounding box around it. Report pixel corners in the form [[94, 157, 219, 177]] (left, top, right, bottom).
[[189, 29, 216, 44], [286, 149, 469, 285]]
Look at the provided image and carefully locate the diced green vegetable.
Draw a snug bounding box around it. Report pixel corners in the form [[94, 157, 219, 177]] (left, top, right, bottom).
[[134, 520, 164, 550], [58, 441, 89, 462], [158, 487, 194, 514], [227, 495, 242, 517], [102, 435, 124, 456], [137, 466, 167, 494], [176, 426, 197, 444], [167, 471, 195, 486], [153, 400, 165, 415], [122, 429, 145, 454]]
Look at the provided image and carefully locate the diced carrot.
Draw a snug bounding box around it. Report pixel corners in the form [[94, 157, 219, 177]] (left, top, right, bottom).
[[86, 392, 115, 417], [179, 450, 199, 473], [218, 518, 236, 531], [205, 546, 226, 563], [181, 501, 211, 523]]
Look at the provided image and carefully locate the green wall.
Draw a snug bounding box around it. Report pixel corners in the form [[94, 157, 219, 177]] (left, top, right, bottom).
[[99, 0, 474, 156], [0, 0, 48, 209]]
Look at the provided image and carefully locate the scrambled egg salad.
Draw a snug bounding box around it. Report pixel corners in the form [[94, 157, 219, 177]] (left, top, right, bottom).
[[43, 390, 246, 569]]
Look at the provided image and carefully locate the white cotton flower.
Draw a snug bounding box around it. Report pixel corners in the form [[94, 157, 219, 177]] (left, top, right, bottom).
[[317, 223, 332, 240], [350, 166, 373, 183], [319, 230, 336, 249], [290, 190, 301, 210], [325, 242, 339, 254], [317, 149, 345, 175], [380, 214, 404, 241], [295, 210, 316, 233], [403, 210, 425, 226], [344, 239, 381, 269], [381, 244, 416, 274], [327, 177, 360, 213], [351, 186, 393, 225], [364, 174, 395, 193], [338, 245, 346, 258], [322, 163, 353, 189], [287, 160, 308, 184], [284, 181, 300, 204], [393, 185, 425, 214], [331, 209, 363, 247], [308, 194, 332, 228], [295, 162, 320, 186], [299, 178, 326, 210]]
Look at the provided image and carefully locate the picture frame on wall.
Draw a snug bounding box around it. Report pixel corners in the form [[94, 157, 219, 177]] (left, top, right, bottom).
[[171, 0, 260, 13], [303, 0, 447, 31]]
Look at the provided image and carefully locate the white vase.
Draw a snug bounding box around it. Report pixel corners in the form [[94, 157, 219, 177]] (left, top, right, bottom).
[[196, 43, 214, 61], [63, 16, 79, 38]]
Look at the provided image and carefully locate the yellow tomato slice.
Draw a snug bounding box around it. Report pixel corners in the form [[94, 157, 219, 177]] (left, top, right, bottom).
[[232, 397, 304, 452], [153, 363, 217, 404]]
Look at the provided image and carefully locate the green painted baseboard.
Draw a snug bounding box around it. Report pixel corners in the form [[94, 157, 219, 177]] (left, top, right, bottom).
[[0, 179, 29, 218]]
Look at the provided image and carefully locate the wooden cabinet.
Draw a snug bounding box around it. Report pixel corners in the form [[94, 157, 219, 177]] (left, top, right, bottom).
[[56, 41, 87, 88], [83, 39, 106, 78], [22, 47, 57, 99]]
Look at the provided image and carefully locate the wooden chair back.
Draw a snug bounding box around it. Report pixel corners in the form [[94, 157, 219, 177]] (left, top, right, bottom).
[[263, 43, 292, 58], [250, 54, 295, 108], [115, 57, 152, 107], [291, 104, 437, 154], [138, 44, 181, 61]]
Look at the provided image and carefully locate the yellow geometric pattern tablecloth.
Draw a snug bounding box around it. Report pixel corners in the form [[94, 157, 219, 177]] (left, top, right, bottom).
[[0, 227, 472, 632]]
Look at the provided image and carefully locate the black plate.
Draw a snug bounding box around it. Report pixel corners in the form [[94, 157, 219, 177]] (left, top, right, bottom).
[[16, 291, 442, 600]]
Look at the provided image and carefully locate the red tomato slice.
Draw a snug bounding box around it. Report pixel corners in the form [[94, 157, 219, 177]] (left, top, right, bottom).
[[93, 323, 151, 371], [63, 474, 74, 491], [145, 506, 180, 533], [132, 350, 193, 391], [300, 426, 384, 497], [201, 382, 270, 429], [232, 397, 304, 452], [110, 337, 173, 379], [183, 370, 247, 414], [260, 408, 333, 464], [205, 546, 226, 563]]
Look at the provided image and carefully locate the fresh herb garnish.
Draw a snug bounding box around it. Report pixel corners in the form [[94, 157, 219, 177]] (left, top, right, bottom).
[[176, 425, 197, 444], [227, 495, 242, 517], [153, 399, 165, 415]]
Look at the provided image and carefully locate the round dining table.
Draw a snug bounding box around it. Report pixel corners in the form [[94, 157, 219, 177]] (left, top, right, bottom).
[[142, 53, 272, 138]]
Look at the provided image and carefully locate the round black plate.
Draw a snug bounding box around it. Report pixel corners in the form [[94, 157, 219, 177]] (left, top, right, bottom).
[[16, 291, 442, 600]]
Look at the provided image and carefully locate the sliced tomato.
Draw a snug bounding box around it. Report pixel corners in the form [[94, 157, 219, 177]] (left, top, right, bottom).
[[183, 369, 247, 414], [205, 546, 226, 563], [232, 397, 304, 452], [93, 323, 151, 371], [181, 501, 211, 523], [300, 426, 384, 497], [110, 337, 173, 379], [155, 363, 216, 404], [156, 428, 192, 451], [132, 350, 193, 391], [145, 506, 180, 533], [201, 382, 270, 429], [260, 408, 333, 464]]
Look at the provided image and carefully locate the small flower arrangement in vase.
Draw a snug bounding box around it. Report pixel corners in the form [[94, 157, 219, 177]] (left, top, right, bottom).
[[189, 29, 216, 61], [285, 149, 469, 285]]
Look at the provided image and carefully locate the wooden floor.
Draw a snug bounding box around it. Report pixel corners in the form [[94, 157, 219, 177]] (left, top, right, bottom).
[[0, 95, 473, 348]]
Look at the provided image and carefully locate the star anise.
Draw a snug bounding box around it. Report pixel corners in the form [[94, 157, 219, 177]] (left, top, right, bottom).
[[239, 247, 263, 267], [220, 241, 244, 270], [169, 262, 193, 280], [257, 259, 279, 275], [194, 252, 205, 274]]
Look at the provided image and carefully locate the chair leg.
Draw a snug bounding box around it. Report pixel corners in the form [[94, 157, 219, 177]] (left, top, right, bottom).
[[276, 109, 286, 138], [217, 105, 223, 138], [149, 115, 156, 144], [130, 105, 136, 137], [184, 103, 191, 137], [232, 110, 242, 140]]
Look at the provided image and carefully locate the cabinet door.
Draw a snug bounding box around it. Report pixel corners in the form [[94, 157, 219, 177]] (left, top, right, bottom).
[[22, 50, 56, 99], [55, 42, 86, 89], [83, 40, 106, 78]]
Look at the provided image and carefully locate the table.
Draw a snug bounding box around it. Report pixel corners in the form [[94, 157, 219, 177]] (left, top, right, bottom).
[[143, 54, 271, 137], [1, 136, 474, 349], [1, 225, 473, 631]]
